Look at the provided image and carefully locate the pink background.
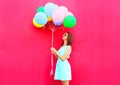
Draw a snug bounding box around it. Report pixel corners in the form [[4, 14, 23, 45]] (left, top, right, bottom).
[[0, 0, 120, 85]]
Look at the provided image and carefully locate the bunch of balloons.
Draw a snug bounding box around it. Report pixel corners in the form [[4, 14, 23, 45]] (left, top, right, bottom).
[[33, 2, 77, 29], [33, 2, 77, 76]]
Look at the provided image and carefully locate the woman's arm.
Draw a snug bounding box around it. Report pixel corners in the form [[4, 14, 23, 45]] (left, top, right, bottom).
[[51, 51, 58, 58], [51, 46, 71, 61]]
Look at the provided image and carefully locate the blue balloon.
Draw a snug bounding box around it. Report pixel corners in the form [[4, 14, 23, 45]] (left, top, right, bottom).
[[34, 12, 48, 25], [53, 21, 62, 26], [44, 2, 58, 17]]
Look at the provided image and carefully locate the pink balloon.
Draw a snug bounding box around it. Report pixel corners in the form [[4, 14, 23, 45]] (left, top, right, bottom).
[[52, 9, 65, 23], [57, 6, 68, 16]]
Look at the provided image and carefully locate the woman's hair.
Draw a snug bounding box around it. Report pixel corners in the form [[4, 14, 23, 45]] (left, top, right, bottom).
[[62, 32, 73, 46]]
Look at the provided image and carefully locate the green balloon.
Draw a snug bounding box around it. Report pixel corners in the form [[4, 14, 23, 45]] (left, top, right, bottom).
[[63, 15, 77, 28], [37, 6, 44, 13]]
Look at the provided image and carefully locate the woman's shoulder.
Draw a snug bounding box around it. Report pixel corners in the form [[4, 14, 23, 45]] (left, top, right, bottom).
[[67, 45, 72, 50], [60, 45, 72, 52], [62, 45, 71, 47], [61, 45, 72, 49], [67, 45, 71, 47]]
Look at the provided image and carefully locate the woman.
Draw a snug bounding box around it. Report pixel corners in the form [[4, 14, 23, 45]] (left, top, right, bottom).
[[51, 32, 72, 85]]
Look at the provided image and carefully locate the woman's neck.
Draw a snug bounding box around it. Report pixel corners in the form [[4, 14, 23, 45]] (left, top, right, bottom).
[[63, 40, 67, 46]]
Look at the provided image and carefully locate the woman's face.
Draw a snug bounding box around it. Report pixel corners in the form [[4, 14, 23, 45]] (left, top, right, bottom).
[[62, 33, 68, 40]]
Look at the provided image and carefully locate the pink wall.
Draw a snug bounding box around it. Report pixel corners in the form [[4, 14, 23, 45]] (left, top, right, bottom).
[[0, 0, 120, 85]]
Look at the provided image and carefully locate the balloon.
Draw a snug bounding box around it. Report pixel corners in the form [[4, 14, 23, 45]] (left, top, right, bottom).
[[63, 15, 77, 28], [34, 12, 48, 25], [37, 6, 44, 13], [53, 21, 62, 26], [59, 6, 68, 12], [65, 11, 73, 16], [58, 6, 68, 16], [44, 2, 59, 17], [33, 18, 44, 28], [48, 16, 52, 21], [52, 9, 64, 24]]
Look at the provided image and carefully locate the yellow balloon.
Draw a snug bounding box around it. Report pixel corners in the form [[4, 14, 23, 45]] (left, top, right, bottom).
[[48, 17, 52, 21], [33, 19, 44, 28]]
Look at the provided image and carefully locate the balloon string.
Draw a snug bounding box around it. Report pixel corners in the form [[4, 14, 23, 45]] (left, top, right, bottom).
[[50, 29, 54, 76], [51, 29, 54, 47]]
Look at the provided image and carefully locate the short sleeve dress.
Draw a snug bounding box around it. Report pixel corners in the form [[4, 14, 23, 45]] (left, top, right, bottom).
[[54, 46, 72, 80]]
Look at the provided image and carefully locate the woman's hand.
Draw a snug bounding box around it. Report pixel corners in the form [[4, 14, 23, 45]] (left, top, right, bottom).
[[51, 47, 57, 55], [51, 47, 58, 58], [51, 47, 56, 53]]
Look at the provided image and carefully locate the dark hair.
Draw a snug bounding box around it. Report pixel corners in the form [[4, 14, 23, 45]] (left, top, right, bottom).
[[62, 32, 73, 46]]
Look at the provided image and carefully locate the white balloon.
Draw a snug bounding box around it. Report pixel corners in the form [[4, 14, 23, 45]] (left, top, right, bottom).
[[59, 6, 68, 12], [57, 6, 68, 17]]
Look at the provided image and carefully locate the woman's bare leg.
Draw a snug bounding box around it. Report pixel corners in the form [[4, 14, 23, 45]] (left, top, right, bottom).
[[62, 80, 69, 85]]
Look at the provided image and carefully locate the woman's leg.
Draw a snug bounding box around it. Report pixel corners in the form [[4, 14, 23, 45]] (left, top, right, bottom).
[[62, 80, 69, 85]]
